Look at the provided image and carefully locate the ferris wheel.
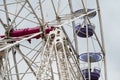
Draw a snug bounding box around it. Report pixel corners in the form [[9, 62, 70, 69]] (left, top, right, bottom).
[[0, 0, 107, 80]]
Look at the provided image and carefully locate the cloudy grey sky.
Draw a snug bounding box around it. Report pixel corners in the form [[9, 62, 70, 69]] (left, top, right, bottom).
[[100, 0, 120, 80]]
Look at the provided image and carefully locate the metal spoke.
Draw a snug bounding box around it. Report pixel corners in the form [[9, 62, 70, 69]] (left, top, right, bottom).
[[15, 46, 36, 76], [3, 0, 10, 27], [12, 48, 20, 80], [0, 9, 38, 24], [25, 0, 42, 26], [9, 2, 27, 30]]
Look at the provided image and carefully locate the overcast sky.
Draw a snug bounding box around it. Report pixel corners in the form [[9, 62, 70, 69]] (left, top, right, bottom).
[[100, 0, 120, 80]]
